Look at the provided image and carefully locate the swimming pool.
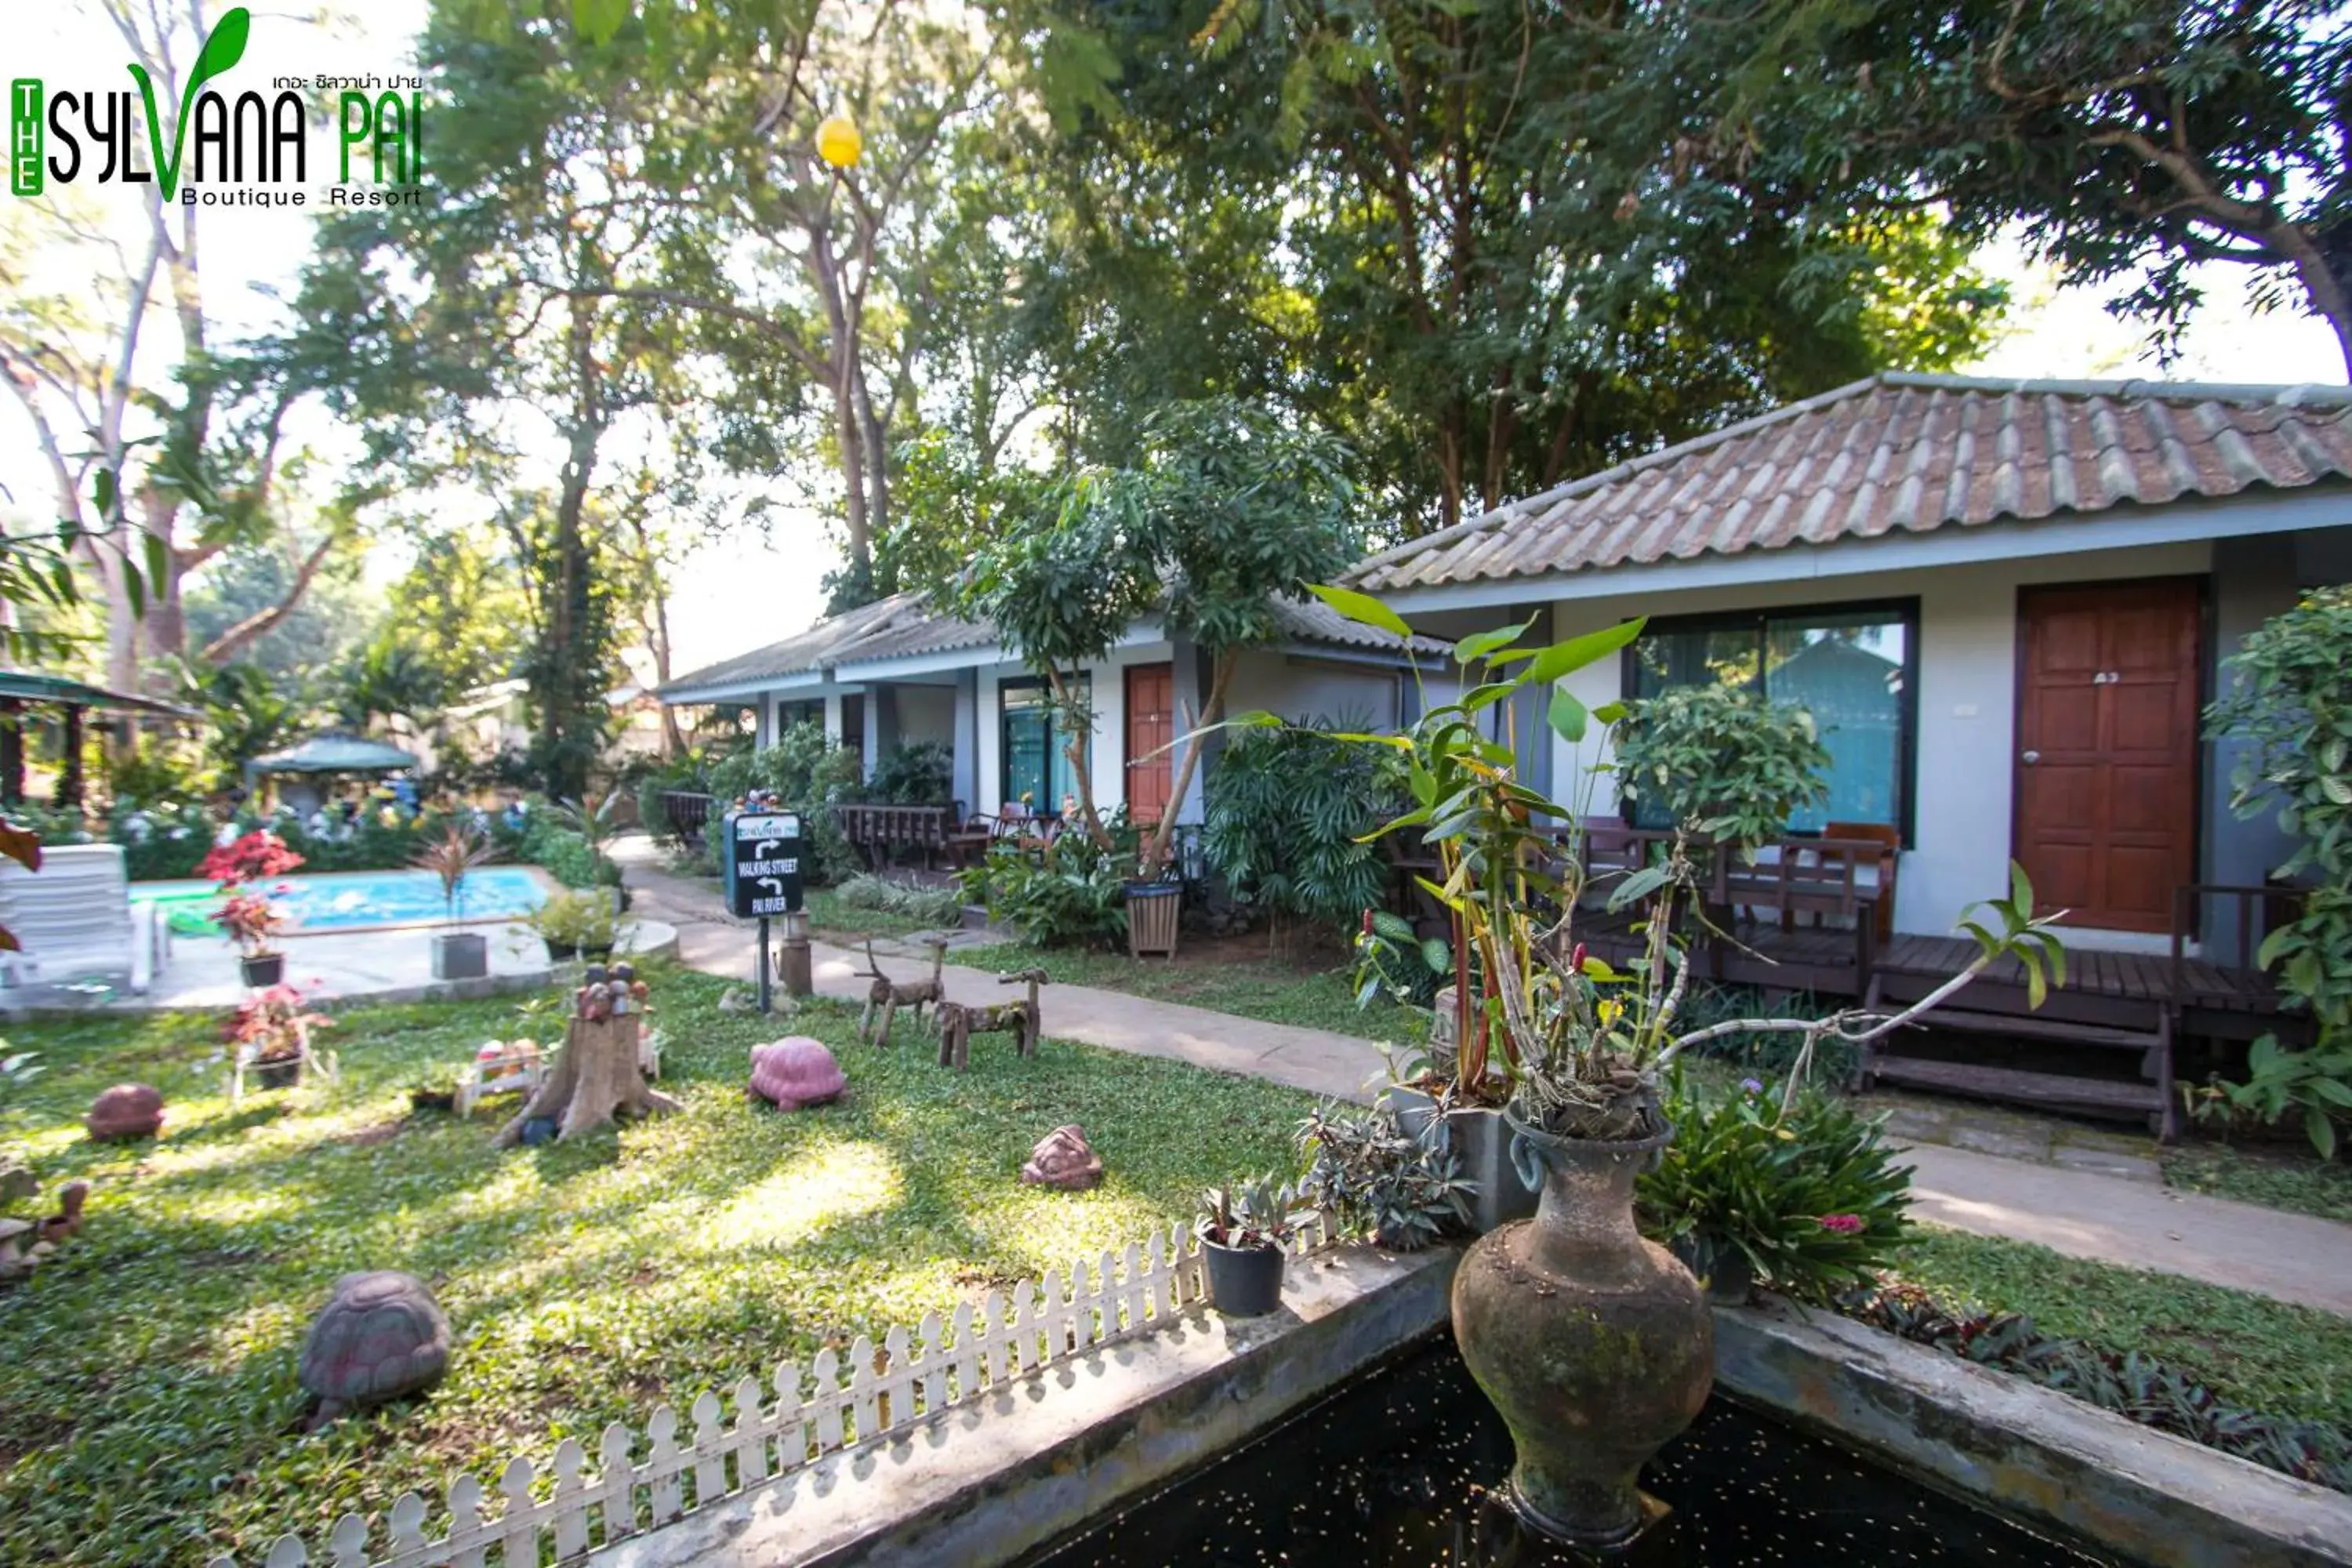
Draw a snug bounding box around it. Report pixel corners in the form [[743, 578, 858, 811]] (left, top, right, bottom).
[[134, 866, 550, 936]]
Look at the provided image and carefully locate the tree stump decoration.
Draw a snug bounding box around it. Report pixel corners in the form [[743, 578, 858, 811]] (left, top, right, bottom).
[[495, 1013, 678, 1146]]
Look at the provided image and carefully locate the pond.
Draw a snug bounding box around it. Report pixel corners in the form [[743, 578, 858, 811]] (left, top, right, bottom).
[[1023, 1334, 2129, 1567]]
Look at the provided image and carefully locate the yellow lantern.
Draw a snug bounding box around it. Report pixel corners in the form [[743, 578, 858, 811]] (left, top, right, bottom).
[[816, 113, 862, 170]]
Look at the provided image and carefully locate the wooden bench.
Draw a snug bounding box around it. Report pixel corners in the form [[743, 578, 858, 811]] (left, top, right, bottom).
[[830, 803, 962, 871]]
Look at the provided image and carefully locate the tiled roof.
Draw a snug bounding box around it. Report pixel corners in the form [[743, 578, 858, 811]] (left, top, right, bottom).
[[1345, 373, 2352, 593], [662, 588, 1449, 699]]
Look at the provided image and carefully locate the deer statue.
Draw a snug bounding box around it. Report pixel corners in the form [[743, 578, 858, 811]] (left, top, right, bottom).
[[855, 938, 948, 1047], [936, 967, 1051, 1070]]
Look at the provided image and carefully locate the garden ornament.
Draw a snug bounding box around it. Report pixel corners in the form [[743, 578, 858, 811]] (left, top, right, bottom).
[[747, 1037, 848, 1111], [935, 968, 1050, 1070], [85, 1083, 165, 1142], [39, 1180, 87, 1243], [298, 1270, 452, 1428], [854, 938, 947, 1047], [1020, 1124, 1102, 1190]]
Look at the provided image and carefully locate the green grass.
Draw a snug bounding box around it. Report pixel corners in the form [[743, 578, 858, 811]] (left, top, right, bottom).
[[802, 886, 955, 940], [2160, 1141, 2352, 1225], [1892, 1226, 2352, 1428], [0, 970, 1312, 1566]]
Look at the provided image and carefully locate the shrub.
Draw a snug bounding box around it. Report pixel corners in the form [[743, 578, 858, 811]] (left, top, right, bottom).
[[833, 872, 964, 927], [961, 821, 1134, 948], [1203, 721, 1401, 935], [1353, 909, 1450, 1009], [1294, 1102, 1474, 1250], [1667, 982, 1854, 1083], [703, 723, 861, 884], [866, 741, 953, 806], [1613, 684, 1831, 855], [2203, 586, 2352, 1155], [1638, 1072, 1911, 1299]]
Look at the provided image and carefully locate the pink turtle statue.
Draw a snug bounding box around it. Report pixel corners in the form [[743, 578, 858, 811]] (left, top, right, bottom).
[[748, 1037, 847, 1112], [1022, 1123, 1103, 1191], [85, 1083, 165, 1143]]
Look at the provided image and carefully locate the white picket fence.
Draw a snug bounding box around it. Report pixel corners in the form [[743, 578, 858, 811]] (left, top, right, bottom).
[[212, 1215, 1336, 1568]]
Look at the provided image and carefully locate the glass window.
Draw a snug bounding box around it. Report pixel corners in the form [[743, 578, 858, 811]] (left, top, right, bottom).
[[1624, 604, 1913, 840], [1002, 677, 1090, 814]]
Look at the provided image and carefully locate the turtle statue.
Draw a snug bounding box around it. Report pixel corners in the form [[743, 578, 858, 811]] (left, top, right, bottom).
[[298, 1270, 452, 1427], [85, 1083, 164, 1142]]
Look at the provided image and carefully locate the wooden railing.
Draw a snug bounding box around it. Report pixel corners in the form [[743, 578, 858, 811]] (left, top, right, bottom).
[[831, 801, 962, 870], [656, 791, 715, 849]]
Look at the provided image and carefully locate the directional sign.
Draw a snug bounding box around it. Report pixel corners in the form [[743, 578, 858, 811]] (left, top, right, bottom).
[[724, 809, 805, 917]]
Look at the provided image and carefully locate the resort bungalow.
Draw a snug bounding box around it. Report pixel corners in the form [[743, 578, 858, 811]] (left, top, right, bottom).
[[658, 589, 1448, 833], [1342, 372, 2352, 1131]]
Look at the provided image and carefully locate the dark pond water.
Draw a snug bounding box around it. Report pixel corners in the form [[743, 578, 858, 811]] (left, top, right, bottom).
[[1022, 1335, 2129, 1568]]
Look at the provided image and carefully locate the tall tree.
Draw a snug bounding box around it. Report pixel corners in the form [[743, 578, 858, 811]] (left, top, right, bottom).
[[1707, 0, 2352, 373]]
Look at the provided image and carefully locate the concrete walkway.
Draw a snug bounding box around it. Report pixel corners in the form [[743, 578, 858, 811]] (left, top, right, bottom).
[[615, 839, 2352, 1318]]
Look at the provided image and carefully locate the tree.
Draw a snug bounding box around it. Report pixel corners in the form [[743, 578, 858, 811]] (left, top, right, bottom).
[[0, 6, 350, 696], [1708, 0, 2352, 373]]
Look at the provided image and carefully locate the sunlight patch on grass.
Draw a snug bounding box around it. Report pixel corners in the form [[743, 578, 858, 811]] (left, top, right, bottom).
[[699, 1140, 902, 1254]]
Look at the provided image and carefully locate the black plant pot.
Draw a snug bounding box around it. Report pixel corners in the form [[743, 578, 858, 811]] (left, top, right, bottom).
[[543, 940, 579, 961], [431, 931, 489, 981], [1669, 1230, 1755, 1305], [252, 1058, 301, 1091], [582, 944, 615, 964], [240, 953, 286, 988], [1200, 1238, 1287, 1317]]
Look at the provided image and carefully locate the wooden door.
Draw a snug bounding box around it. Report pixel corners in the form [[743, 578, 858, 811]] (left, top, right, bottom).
[[2013, 579, 2201, 932], [1124, 662, 1174, 827]]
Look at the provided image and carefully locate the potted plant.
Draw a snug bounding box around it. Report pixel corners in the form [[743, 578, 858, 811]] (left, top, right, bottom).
[[527, 889, 624, 962], [1308, 584, 2068, 1546], [1295, 1102, 1475, 1251], [227, 984, 332, 1092], [1194, 1175, 1309, 1318], [413, 824, 498, 980], [1639, 1072, 1912, 1305], [198, 830, 304, 987]]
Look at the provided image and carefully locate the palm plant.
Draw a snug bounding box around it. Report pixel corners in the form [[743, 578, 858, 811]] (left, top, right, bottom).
[[411, 823, 499, 924]]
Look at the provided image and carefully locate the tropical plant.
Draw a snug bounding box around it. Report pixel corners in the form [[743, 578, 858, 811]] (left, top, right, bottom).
[[1354, 908, 1453, 1010], [1203, 720, 1403, 940], [1303, 584, 2067, 1138], [224, 984, 332, 1065], [960, 832, 1131, 949], [411, 824, 499, 925], [1613, 683, 1831, 858], [199, 830, 304, 959], [865, 742, 954, 806], [1295, 1102, 1475, 1251], [1196, 1174, 1312, 1252], [833, 873, 966, 927], [2204, 586, 2352, 1155], [526, 889, 622, 954], [547, 792, 622, 885], [1638, 1072, 1911, 1298]]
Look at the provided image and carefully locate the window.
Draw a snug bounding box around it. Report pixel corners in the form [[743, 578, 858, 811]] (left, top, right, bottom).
[[1001, 676, 1091, 813], [1624, 601, 1917, 840]]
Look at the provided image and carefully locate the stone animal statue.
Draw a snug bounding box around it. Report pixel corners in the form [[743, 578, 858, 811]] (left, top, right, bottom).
[[855, 938, 948, 1047], [935, 967, 1051, 1070], [299, 1271, 452, 1428]]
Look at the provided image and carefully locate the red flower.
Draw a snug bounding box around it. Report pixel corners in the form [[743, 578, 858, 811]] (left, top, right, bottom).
[[1817, 1214, 1864, 1235], [1361, 908, 1374, 936]]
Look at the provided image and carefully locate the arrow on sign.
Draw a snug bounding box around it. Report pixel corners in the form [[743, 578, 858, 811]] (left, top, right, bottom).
[[758, 877, 784, 898], [754, 840, 780, 859]]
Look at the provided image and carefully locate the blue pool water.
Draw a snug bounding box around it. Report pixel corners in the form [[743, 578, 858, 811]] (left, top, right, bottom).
[[136, 866, 550, 935]]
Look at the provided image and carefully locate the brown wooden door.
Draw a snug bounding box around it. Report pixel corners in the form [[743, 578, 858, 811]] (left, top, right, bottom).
[[2013, 579, 2201, 932], [1124, 662, 1174, 828]]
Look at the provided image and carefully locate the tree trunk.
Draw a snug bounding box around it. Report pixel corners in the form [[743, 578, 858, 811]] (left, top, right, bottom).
[[56, 706, 84, 808], [494, 1014, 679, 1145], [1141, 647, 1234, 876], [0, 702, 22, 807], [1045, 666, 1115, 852]]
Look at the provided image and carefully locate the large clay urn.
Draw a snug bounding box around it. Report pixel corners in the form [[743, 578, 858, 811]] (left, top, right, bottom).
[[1451, 1112, 1712, 1544]]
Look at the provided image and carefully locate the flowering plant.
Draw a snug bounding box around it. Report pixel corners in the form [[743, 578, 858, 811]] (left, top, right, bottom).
[[224, 984, 332, 1064], [201, 830, 303, 959]]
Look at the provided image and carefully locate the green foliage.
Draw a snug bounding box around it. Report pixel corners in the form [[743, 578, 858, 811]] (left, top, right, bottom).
[[524, 887, 623, 951], [1613, 684, 1831, 856], [1203, 721, 1400, 935], [1842, 1279, 2350, 1494], [1294, 1102, 1473, 1250], [865, 742, 954, 807], [1638, 1073, 1911, 1299], [831, 873, 965, 928], [2205, 586, 2352, 1153], [0, 972, 1311, 1563], [703, 724, 863, 886], [1354, 908, 1452, 1010], [1668, 984, 1853, 1085], [961, 827, 1134, 949], [1196, 1173, 1311, 1250]]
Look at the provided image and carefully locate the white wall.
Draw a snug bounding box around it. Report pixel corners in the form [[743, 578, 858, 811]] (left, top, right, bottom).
[[1228, 650, 1403, 729], [1544, 539, 2216, 938], [893, 685, 956, 748]]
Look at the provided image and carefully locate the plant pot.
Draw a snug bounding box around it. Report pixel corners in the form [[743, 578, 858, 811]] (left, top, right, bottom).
[[409, 1087, 456, 1113], [1199, 1237, 1286, 1317], [1668, 1229, 1755, 1306], [430, 931, 489, 981], [240, 953, 286, 988], [1452, 1113, 1711, 1545], [252, 1057, 302, 1092], [1389, 1086, 1538, 1234], [1124, 880, 1181, 960], [582, 944, 615, 964], [543, 940, 579, 961]]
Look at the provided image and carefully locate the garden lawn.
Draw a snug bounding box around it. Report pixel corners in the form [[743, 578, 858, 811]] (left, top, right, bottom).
[[1891, 1226, 2352, 1429], [0, 970, 1312, 1567]]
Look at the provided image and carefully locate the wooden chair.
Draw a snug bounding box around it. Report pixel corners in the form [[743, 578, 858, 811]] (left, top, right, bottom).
[[1777, 822, 1900, 944]]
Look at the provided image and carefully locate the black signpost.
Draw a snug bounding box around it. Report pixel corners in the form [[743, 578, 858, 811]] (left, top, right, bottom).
[[723, 808, 805, 1013]]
